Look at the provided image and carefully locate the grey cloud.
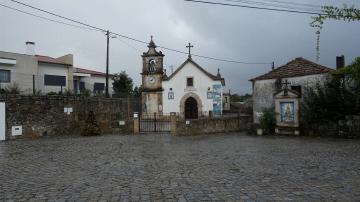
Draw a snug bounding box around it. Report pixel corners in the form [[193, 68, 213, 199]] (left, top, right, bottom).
[[1, 0, 359, 94]]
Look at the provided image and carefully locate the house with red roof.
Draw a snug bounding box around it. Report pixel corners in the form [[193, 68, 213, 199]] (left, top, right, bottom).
[[0, 42, 73, 94], [0, 42, 114, 95], [249, 57, 337, 123], [73, 67, 113, 95]]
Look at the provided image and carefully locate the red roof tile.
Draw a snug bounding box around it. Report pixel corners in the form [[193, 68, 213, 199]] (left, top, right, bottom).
[[249, 57, 333, 81], [35, 55, 71, 65]]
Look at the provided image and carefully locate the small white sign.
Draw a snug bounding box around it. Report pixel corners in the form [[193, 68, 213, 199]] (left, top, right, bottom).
[[134, 113, 138, 118], [64, 107, 73, 115], [186, 120, 190, 125], [119, 120, 125, 126], [12, 126, 22, 136]]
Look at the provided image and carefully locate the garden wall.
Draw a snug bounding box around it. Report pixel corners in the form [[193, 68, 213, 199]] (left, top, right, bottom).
[[303, 115, 360, 138], [173, 115, 252, 136], [0, 95, 140, 140]]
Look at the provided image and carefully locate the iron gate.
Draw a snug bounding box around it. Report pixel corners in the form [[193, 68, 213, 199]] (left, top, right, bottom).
[[140, 113, 171, 133]]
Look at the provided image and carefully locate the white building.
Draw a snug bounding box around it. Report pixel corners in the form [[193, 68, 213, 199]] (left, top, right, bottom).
[[249, 57, 334, 123], [162, 58, 225, 118], [0, 42, 73, 94], [0, 42, 115, 96], [73, 67, 113, 95], [141, 38, 225, 119]]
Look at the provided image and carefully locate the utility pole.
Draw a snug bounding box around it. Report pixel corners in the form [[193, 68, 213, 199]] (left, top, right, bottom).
[[105, 30, 110, 98]]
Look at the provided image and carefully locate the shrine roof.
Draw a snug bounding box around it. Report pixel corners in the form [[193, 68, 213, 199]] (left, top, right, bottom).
[[249, 57, 333, 81]]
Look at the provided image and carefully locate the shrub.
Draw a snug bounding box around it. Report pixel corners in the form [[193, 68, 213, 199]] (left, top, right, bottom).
[[4, 83, 21, 94], [79, 89, 91, 97], [259, 107, 276, 135], [47, 91, 58, 96], [64, 88, 73, 96]]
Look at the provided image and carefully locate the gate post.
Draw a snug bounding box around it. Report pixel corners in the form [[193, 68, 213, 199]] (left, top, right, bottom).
[[154, 112, 157, 132], [133, 112, 139, 134], [170, 113, 177, 135], [0, 102, 5, 141]]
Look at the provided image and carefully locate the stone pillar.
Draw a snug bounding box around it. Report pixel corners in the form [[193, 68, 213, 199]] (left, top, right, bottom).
[[133, 113, 139, 134], [170, 114, 177, 135]]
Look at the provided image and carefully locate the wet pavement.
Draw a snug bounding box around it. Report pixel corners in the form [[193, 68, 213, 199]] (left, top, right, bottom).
[[1, 133, 360, 201]]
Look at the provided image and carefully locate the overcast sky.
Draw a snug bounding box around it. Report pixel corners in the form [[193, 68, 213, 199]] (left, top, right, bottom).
[[1, 0, 359, 94]]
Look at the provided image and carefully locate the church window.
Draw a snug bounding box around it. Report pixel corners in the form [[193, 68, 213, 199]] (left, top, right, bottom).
[[187, 77, 194, 87], [168, 92, 174, 100]]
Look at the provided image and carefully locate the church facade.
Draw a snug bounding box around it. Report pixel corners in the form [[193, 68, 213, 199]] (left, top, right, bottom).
[[141, 38, 225, 119]]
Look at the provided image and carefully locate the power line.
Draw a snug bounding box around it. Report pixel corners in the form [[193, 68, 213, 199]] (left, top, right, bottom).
[[6, 0, 273, 65], [0, 3, 97, 31], [249, 0, 321, 8], [184, 0, 325, 15], [9, 0, 106, 32], [220, 0, 322, 12]]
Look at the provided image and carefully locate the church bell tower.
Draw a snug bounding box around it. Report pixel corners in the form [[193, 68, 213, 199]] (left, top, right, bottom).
[[141, 36, 165, 115]]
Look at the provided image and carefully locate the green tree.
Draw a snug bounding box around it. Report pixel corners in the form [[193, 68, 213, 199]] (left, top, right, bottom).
[[311, 5, 360, 60], [112, 71, 134, 98], [302, 57, 360, 126], [132, 85, 143, 98], [230, 93, 252, 102], [331, 57, 360, 111]]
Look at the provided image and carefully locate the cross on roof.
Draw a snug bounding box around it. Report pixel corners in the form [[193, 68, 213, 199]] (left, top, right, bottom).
[[186, 43, 194, 58], [282, 79, 291, 95], [282, 79, 291, 90]]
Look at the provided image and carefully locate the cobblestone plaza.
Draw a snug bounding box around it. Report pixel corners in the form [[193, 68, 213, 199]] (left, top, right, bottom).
[[1, 134, 360, 201]]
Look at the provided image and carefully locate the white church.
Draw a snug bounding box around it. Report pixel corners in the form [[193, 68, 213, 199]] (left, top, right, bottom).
[[141, 37, 225, 119]]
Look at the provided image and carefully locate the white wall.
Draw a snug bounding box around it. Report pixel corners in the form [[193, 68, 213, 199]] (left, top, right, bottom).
[[252, 74, 329, 123], [79, 75, 113, 95], [0, 51, 38, 94], [162, 62, 223, 114], [0, 102, 5, 141], [38, 63, 70, 93]]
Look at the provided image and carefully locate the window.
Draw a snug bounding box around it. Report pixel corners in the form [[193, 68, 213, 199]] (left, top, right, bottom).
[[168, 92, 174, 100], [0, 69, 10, 83], [94, 82, 105, 93], [44, 74, 66, 86], [207, 92, 213, 99], [186, 77, 194, 87], [79, 82, 85, 91]]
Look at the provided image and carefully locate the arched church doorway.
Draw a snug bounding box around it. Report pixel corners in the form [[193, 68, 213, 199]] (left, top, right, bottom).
[[185, 97, 198, 119]]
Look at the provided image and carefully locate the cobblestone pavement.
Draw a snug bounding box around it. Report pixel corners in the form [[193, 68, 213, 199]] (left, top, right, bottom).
[[1, 134, 360, 201]]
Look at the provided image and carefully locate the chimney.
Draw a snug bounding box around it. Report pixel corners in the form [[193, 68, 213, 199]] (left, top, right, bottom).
[[336, 55, 345, 69], [25, 41, 35, 55]]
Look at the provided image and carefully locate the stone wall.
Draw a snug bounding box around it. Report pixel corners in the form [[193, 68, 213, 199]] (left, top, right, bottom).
[[173, 115, 252, 136], [304, 115, 360, 138], [0, 95, 140, 140]]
